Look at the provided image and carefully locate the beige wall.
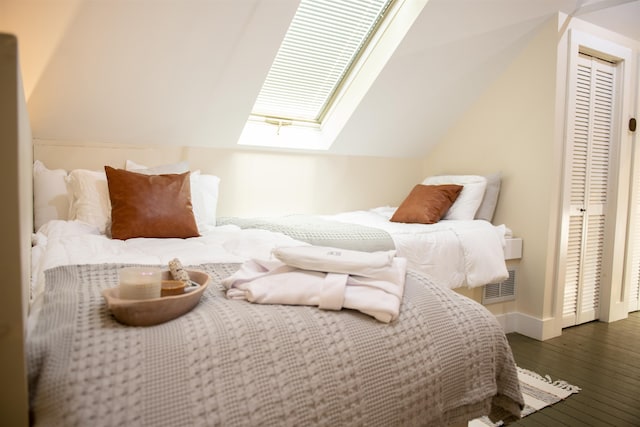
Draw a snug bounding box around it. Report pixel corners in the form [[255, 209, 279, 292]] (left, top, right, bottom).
[[34, 140, 425, 217], [422, 16, 559, 327], [423, 14, 640, 339], [0, 33, 31, 426]]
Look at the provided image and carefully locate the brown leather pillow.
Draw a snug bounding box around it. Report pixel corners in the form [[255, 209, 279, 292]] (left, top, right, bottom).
[[390, 184, 463, 224], [105, 166, 199, 240]]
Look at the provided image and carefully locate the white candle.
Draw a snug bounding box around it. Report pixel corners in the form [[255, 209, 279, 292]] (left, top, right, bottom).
[[119, 267, 162, 300]]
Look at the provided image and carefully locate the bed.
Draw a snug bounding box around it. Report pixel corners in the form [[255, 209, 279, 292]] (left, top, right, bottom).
[[217, 172, 511, 290], [218, 208, 510, 290], [27, 162, 524, 426]]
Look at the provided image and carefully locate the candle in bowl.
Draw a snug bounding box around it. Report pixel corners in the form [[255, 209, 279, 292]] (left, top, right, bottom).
[[118, 267, 162, 300]]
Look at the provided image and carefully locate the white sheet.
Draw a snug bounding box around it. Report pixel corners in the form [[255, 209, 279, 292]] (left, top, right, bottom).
[[29, 219, 308, 333], [323, 207, 509, 289], [31, 220, 308, 295]]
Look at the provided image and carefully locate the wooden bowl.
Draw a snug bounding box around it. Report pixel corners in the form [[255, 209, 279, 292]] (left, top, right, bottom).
[[102, 269, 210, 326]]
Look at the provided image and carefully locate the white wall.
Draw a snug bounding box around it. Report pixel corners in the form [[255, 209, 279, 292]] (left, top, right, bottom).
[[8, 0, 627, 159], [34, 140, 425, 217]]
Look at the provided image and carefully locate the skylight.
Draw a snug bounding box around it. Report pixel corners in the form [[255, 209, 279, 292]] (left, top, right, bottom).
[[251, 0, 394, 124], [238, 0, 428, 150]]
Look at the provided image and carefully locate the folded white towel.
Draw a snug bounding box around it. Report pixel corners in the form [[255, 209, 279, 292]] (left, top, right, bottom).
[[222, 246, 407, 323], [272, 246, 397, 276]]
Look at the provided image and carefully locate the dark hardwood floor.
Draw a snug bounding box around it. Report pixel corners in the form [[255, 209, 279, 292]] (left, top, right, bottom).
[[506, 311, 640, 426]]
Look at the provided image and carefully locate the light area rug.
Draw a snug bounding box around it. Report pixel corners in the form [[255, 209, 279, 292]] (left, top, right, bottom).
[[469, 367, 581, 426]]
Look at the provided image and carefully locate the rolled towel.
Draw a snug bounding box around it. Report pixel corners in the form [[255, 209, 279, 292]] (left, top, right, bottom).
[[272, 245, 396, 277]]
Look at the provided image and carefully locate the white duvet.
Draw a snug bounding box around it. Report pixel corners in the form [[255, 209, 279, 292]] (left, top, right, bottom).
[[324, 207, 510, 289], [29, 220, 307, 330], [30, 209, 509, 324]]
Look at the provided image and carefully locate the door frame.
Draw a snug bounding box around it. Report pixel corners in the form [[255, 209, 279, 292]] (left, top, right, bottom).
[[553, 29, 635, 333]]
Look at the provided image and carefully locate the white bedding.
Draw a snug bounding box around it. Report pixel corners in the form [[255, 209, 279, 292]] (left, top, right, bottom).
[[31, 220, 308, 294], [324, 207, 510, 289], [30, 207, 510, 329], [29, 220, 308, 331]]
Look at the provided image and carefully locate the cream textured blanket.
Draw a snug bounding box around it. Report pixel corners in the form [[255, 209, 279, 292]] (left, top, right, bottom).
[[28, 263, 523, 426], [222, 246, 407, 323], [217, 215, 395, 252]]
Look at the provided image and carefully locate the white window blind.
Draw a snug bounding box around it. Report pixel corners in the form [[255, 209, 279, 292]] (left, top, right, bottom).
[[251, 0, 393, 123]]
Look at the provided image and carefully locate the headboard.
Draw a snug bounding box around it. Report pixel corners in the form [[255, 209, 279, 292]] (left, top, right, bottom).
[[32, 140, 426, 218], [0, 33, 31, 426]]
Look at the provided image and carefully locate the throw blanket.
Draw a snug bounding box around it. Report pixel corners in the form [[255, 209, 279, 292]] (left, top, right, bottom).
[[222, 246, 407, 323], [28, 263, 523, 426], [217, 215, 395, 252]]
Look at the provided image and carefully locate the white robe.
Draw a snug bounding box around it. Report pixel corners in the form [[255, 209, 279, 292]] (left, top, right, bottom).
[[221, 246, 407, 323]]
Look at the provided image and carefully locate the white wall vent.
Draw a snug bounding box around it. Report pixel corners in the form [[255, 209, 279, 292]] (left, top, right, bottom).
[[483, 269, 516, 304]]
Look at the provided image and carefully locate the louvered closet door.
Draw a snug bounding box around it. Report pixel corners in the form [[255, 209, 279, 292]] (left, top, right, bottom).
[[562, 53, 616, 328]]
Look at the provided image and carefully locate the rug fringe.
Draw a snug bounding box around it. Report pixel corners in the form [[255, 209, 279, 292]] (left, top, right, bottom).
[[517, 367, 581, 394], [471, 367, 580, 426], [550, 380, 582, 393]]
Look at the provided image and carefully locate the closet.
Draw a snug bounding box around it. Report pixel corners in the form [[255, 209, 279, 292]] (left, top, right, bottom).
[[625, 136, 640, 313], [561, 52, 618, 328]]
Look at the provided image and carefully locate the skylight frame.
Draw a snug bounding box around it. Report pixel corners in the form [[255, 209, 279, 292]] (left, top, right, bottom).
[[238, 0, 428, 151], [250, 0, 396, 126]]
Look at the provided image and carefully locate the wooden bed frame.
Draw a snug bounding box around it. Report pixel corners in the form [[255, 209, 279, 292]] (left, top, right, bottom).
[[1, 33, 31, 426]]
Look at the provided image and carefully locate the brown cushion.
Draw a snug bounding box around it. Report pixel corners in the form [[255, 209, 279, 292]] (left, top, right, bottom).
[[390, 184, 463, 224], [105, 166, 199, 240]]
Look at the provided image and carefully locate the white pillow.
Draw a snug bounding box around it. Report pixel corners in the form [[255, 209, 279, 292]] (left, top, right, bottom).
[[33, 160, 72, 230], [66, 169, 110, 233], [475, 172, 501, 222], [422, 175, 487, 220], [192, 172, 221, 230], [125, 160, 190, 175]]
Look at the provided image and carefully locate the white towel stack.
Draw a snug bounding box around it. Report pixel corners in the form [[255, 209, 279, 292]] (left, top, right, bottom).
[[221, 245, 407, 323]]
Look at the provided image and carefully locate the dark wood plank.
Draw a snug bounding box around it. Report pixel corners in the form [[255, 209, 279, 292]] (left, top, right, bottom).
[[509, 350, 639, 425], [512, 338, 640, 399], [506, 312, 640, 426]]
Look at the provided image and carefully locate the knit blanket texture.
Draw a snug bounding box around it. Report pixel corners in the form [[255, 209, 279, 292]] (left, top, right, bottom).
[[217, 215, 395, 252], [28, 263, 523, 426]]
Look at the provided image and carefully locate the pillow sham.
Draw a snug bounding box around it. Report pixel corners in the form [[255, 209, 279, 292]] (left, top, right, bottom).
[[422, 175, 487, 220], [475, 172, 501, 222], [125, 159, 190, 175], [390, 184, 463, 224], [105, 166, 199, 240], [191, 172, 221, 230], [66, 168, 110, 233], [33, 160, 71, 230]]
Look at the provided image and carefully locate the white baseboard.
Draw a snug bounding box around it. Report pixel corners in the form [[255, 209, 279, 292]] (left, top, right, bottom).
[[493, 312, 561, 341]]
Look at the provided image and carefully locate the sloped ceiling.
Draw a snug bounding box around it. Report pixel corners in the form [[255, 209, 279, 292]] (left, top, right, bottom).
[[1, 0, 638, 158]]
